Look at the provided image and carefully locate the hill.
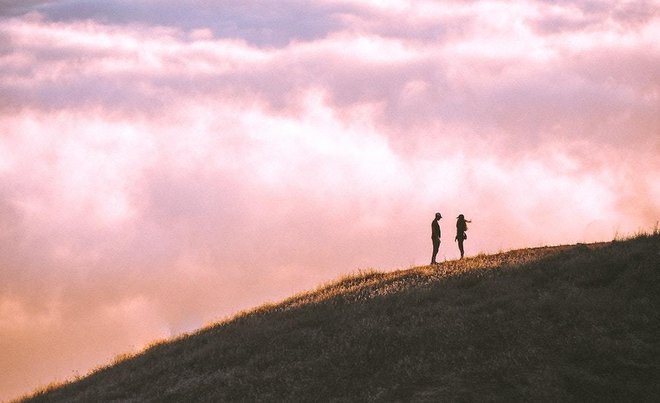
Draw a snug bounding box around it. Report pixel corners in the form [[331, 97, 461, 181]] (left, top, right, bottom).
[[20, 233, 660, 402]]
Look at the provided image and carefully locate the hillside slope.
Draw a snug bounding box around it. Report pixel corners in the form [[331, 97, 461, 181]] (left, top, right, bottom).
[[22, 234, 659, 402]]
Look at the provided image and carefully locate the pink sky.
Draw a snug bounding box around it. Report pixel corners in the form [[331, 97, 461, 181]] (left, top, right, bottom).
[[1, 0, 659, 399]]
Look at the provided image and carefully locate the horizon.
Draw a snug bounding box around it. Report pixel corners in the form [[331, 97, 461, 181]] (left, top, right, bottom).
[[1, 0, 659, 400]]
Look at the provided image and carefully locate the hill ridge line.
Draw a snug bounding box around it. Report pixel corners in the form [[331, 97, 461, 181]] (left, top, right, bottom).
[[20, 233, 660, 402]]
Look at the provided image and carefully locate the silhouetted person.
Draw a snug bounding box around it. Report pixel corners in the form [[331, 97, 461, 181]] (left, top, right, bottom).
[[455, 214, 471, 259], [430, 212, 442, 264]]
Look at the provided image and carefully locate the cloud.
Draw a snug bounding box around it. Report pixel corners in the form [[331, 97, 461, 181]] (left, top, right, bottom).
[[7, 0, 347, 46], [1, 1, 659, 400], [0, 0, 50, 17]]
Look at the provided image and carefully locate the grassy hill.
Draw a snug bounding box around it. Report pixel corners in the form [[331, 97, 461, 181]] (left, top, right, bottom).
[[21, 233, 659, 402]]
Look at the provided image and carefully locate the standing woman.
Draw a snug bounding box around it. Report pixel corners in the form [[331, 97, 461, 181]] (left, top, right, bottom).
[[455, 214, 471, 259]]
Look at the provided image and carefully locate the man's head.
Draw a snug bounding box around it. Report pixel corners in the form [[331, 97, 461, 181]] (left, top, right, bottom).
[[435, 212, 442, 219]]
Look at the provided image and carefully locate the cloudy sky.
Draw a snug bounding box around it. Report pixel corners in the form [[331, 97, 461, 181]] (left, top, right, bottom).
[[1, 0, 659, 399]]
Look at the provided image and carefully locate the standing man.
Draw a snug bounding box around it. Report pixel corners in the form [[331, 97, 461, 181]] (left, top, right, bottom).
[[431, 212, 442, 265], [455, 214, 471, 259]]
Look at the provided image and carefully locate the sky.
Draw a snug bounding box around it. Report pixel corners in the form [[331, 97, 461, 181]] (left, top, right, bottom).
[[1, 0, 659, 399]]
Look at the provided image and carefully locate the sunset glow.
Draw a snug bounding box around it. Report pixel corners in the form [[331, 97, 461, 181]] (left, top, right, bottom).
[[1, 0, 659, 399]]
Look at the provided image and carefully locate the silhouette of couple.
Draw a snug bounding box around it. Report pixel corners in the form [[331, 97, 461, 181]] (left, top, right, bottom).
[[430, 212, 471, 264]]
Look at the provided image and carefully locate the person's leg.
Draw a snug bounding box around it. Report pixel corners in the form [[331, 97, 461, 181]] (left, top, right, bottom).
[[431, 238, 439, 264], [458, 239, 464, 259]]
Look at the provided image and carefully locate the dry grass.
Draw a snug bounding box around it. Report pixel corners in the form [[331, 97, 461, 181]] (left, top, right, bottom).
[[19, 232, 660, 402]]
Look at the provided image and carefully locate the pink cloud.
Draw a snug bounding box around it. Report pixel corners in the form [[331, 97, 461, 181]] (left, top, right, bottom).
[[1, 2, 659, 400]]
